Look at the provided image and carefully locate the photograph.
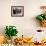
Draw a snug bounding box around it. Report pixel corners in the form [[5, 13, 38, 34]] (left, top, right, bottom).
[[11, 6, 24, 17]]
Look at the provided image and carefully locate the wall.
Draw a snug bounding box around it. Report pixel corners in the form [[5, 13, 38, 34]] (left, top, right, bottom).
[[0, 0, 46, 41]]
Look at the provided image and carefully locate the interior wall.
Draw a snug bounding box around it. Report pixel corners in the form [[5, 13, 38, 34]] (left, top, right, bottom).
[[0, 0, 46, 38]]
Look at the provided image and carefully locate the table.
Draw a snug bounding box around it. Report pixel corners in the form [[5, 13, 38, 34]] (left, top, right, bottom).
[[14, 43, 46, 46]]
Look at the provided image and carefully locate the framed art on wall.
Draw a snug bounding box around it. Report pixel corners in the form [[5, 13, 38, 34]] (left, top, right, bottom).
[[11, 6, 24, 17]]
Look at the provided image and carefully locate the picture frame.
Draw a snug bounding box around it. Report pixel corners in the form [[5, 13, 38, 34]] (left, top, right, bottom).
[[11, 6, 24, 17]]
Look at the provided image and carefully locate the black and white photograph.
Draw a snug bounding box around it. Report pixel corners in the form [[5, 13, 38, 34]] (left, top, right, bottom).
[[11, 6, 24, 17]]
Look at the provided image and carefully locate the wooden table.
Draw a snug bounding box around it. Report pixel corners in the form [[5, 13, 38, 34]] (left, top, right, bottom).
[[14, 43, 46, 46]]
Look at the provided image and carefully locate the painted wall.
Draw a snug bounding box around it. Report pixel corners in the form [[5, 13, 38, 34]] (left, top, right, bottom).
[[0, 0, 46, 41]]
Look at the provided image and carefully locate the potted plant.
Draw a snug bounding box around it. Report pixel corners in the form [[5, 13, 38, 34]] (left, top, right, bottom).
[[36, 6, 46, 27], [5, 26, 18, 43], [36, 14, 46, 27]]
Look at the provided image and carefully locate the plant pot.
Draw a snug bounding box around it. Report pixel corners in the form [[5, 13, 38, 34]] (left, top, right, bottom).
[[7, 39, 12, 44], [40, 20, 46, 27], [11, 36, 17, 44]]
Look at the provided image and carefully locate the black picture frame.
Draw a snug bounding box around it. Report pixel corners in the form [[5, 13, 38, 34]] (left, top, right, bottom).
[[11, 6, 24, 17]]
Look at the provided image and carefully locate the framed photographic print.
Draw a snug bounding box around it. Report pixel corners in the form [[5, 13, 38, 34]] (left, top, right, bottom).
[[11, 6, 24, 17]]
